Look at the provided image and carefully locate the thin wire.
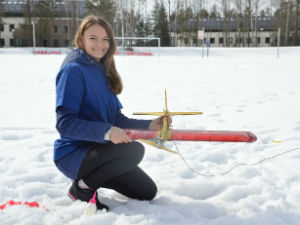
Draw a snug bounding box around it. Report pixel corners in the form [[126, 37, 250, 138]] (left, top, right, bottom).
[[42, 175, 74, 225], [173, 142, 300, 177], [43, 206, 73, 225]]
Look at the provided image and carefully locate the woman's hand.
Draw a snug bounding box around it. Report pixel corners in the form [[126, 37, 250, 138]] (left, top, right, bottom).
[[149, 115, 172, 131], [109, 126, 132, 144]]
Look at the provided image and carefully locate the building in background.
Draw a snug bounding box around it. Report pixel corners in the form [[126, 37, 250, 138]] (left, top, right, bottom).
[[0, 0, 85, 48], [170, 17, 277, 47]]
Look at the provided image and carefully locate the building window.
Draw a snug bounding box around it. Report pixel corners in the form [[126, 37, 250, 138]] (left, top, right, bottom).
[[54, 39, 59, 47], [219, 37, 224, 44], [63, 25, 68, 33], [265, 37, 270, 43], [54, 25, 58, 33], [210, 38, 215, 44], [9, 24, 15, 32], [0, 24, 4, 32], [0, 38, 5, 47], [43, 39, 48, 47], [256, 37, 261, 44], [64, 40, 69, 47], [10, 39, 15, 47]]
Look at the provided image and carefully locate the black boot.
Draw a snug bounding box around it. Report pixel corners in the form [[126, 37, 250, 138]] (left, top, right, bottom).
[[68, 181, 109, 211]]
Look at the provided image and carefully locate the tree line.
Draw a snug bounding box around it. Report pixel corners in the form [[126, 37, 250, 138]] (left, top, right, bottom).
[[1, 0, 299, 47]]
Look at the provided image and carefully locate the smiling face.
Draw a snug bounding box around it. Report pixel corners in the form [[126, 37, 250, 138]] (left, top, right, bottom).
[[74, 15, 122, 94], [83, 24, 110, 61]]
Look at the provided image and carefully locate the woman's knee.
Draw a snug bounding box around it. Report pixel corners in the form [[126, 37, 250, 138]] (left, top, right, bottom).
[[139, 181, 157, 201], [123, 141, 145, 164], [146, 183, 158, 201]]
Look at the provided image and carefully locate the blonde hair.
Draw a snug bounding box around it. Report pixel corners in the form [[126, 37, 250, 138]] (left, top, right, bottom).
[[74, 15, 122, 95]]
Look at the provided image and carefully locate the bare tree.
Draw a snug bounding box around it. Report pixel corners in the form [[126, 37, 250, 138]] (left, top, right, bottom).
[[192, 0, 203, 14], [234, 0, 243, 46], [173, 0, 181, 46], [295, 0, 299, 45], [130, 0, 135, 38], [221, 0, 230, 47], [22, 0, 33, 46], [0, 0, 4, 45], [245, 0, 252, 46], [284, 0, 291, 45], [70, 0, 79, 44], [166, 0, 171, 38], [253, 0, 259, 46]]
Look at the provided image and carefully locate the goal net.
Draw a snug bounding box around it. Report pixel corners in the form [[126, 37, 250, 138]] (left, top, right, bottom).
[[114, 37, 160, 56]]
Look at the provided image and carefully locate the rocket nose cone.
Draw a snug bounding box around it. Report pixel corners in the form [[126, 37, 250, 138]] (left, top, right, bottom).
[[247, 132, 257, 142]]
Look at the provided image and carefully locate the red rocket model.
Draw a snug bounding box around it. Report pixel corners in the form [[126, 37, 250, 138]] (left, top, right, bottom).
[[128, 90, 257, 154], [126, 129, 257, 143]]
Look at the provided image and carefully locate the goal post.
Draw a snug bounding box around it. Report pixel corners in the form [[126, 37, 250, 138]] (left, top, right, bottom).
[[114, 37, 160, 56]]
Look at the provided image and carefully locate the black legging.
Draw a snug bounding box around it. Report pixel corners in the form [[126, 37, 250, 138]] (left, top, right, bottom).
[[77, 141, 157, 201]]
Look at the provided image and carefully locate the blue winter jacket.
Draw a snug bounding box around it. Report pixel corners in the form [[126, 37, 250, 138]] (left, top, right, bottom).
[[54, 49, 151, 179]]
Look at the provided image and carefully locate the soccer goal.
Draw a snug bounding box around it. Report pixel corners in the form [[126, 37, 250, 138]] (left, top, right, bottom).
[[114, 37, 160, 56]]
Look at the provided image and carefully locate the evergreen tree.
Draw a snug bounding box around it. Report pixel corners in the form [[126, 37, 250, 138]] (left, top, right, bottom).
[[85, 0, 116, 26], [152, 1, 170, 46], [209, 4, 220, 18], [135, 13, 150, 46], [198, 9, 208, 18], [144, 15, 151, 38], [136, 13, 145, 36]]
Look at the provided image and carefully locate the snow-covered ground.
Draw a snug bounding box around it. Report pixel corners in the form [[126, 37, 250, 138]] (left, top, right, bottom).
[[0, 47, 299, 225]]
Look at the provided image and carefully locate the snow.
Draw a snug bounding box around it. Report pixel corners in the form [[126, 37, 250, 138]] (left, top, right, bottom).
[[0, 47, 299, 225]]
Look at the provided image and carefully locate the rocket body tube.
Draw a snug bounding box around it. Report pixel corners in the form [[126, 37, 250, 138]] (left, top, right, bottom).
[[126, 129, 257, 142]]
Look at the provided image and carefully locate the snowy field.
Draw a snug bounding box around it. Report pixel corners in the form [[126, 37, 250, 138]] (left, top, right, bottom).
[[0, 47, 299, 225]]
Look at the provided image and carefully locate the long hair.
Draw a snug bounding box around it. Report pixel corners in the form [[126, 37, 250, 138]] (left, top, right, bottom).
[[74, 15, 122, 95]]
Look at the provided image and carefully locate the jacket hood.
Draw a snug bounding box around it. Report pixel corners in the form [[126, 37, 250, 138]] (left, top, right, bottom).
[[60, 48, 104, 69]]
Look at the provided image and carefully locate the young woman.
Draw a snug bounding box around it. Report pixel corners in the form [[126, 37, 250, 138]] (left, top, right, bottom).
[[54, 15, 171, 211]]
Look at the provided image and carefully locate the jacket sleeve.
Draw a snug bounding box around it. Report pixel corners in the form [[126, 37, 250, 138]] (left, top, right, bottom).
[[56, 106, 111, 143], [114, 110, 152, 130]]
